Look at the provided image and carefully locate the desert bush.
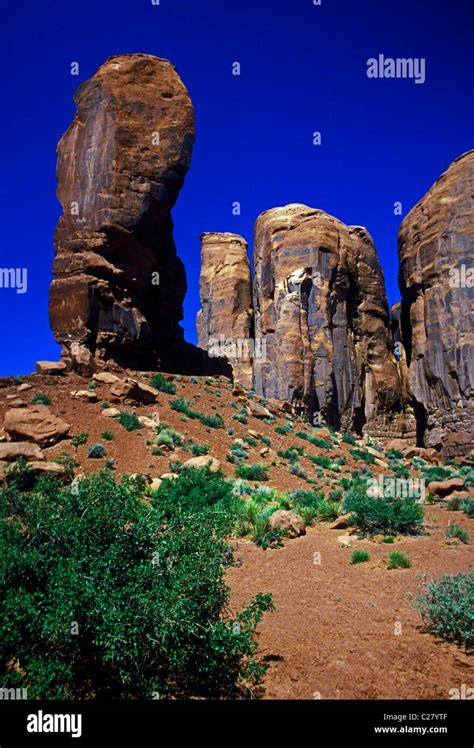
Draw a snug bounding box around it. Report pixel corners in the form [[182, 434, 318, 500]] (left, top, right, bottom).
[[462, 498, 474, 518], [87, 443, 106, 459], [412, 572, 474, 649], [445, 522, 470, 544], [289, 463, 307, 479], [344, 486, 424, 536], [447, 495, 463, 511], [296, 431, 332, 449], [275, 424, 292, 435], [156, 428, 183, 449], [170, 397, 224, 429], [71, 432, 89, 451], [351, 549, 369, 564], [342, 433, 357, 446], [387, 551, 411, 569], [150, 374, 176, 395], [0, 465, 274, 698], [118, 411, 141, 432], [386, 448, 404, 459], [191, 443, 209, 457], [101, 431, 115, 442], [235, 463, 269, 482], [349, 448, 375, 465], [31, 393, 51, 405]]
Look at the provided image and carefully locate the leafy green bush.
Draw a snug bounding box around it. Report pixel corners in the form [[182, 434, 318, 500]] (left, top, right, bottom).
[[342, 433, 357, 446], [351, 549, 369, 564], [156, 428, 183, 449], [296, 431, 332, 449], [12, 376, 24, 385], [118, 411, 141, 432], [412, 572, 474, 649], [289, 463, 307, 479], [101, 431, 115, 442], [170, 397, 224, 429], [260, 436, 271, 447], [243, 436, 257, 448], [71, 432, 89, 451], [235, 463, 269, 482], [447, 495, 463, 511], [386, 448, 404, 459], [191, 443, 209, 457], [0, 466, 274, 698], [150, 374, 176, 395], [275, 424, 292, 435], [349, 448, 375, 465], [446, 522, 470, 544], [387, 551, 411, 569], [462, 498, 474, 518], [382, 535, 394, 543], [87, 443, 106, 459], [344, 487, 424, 536], [31, 393, 51, 405]]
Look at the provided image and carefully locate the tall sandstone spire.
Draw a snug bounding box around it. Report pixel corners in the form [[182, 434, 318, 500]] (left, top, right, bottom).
[[252, 205, 405, 435], [50, 54, 195, 373], [398, 150, 474, 456]]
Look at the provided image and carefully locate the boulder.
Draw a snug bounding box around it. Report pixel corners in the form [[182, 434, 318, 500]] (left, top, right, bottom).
[[17, 383, 33, 392], [93, 372, 120, 384], [329, 513, 352, 530], [160, 472, 179, 480], [247, 400, 271, 419], [110, 378, 158, 405], [427, 478, 465, 497], [3, 406, 70, 446], [149, 478, 163, 492], [182, 456, 221, 473], [71, 390, 97, 402], [35, 361, 67, 375], [268, 509, 306, 539], [0, 442, 44, 462], [101, 408, 121, 418]]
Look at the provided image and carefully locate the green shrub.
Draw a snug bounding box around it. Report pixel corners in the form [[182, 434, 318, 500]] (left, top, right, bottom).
[[191, 443, 209, 457], [382, 535, 395, 543], [342, 433, 357, 446], [100, 402, 110, 409], [344, 487, 424, 536], [0, 466, 273, 697], [387, 551, 411, 569], [296, 431, 332, 449], [349, 448, 375, 465], [447, 495, 463, 511], [170, 397, 224, 429], [156, 428, 184, 449], [275, 424, 292, 435], [446, 522, 470, 544], [71, 432, 89, 451], [150, 374, 176, 395], [101, 431, 115, 442], [243, 436, 257, 448], [412, 572, 474, 649], [289, 463, 307, 479], [118, 411, 141, 432], [351, 549, 369, 564], [31, 393, 51, 405], [260, 436, 271, 447], [87, 443, 106, 459], [462, 498, 474, 518], [231, 445, 249, 461], [308, 454, 331, 469], [12, 376, 24, 385], [251, 513, 285, 550], [235, 463, 269, 482], [278, 447, 304, 463]]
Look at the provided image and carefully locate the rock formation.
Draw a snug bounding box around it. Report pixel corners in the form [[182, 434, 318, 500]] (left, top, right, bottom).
[[50, 54, 195, 373], [398, 150, 474, 455], [196, 233, 254, 387], [252, 204, 405, 435]]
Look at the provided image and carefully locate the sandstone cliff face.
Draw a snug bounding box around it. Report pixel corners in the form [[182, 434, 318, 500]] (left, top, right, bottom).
[[196, 233, 254, 387], [50, 54, 195, 372], [398, 150, 474, 455], [251, 205, 405, 435]]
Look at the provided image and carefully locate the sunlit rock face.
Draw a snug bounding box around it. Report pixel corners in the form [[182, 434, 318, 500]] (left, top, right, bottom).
[[50, 54, 195, 372], [398, 150, 474, 455]]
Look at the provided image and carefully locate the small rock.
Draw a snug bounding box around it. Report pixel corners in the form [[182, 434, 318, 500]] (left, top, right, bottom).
[[260, 447, 269, 457], [247, 400, 271, 419], [337, 534, 353, 547], [35, 361, 67, 375], [28, 461, 66, 476], [182, 456, 221, 473], [102, 408, 121, 418], [17, 383, 33, 392], [268, 510, 305, 539], [160, 472, 179, 480], [71, 390, 98, 402], [0, 442, 44, 462], [329, 513, 352, 530], [149, 478, 163, 492], [138, 416, 158, 429], [428, 478, 465, 497], [110, 378, 158, 405], [3, 406, 70, 446], [93, 372, 120, 384]]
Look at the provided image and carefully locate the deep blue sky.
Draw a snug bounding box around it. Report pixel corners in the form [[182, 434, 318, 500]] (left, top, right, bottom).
[[1, 0, 472, 375]]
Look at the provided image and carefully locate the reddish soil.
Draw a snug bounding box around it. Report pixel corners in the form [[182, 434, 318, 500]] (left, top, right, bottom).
[[1, 370, 472, 699]]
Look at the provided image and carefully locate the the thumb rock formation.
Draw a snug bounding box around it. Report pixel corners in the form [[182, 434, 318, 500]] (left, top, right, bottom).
[[398, 150, 474, 456], [50, 54, 195, 372]]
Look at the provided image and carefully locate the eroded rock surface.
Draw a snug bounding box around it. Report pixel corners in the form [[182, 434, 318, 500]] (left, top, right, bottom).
[[252, 204, 405, 436], [50, 54, 195, 372], [398, 151, 474, 455], [196, 233, 254, 387]]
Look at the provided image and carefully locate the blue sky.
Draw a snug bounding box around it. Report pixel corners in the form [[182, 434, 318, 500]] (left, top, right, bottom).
[[0, 0, 472, 375]]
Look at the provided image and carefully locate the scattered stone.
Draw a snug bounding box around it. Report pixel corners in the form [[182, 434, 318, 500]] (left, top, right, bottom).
[[329, 513, 352, 530], [71, 390, 97, 402], [160, 472, 180, 480], [101, 408, 121, 418], [247, 400, 271, 419], [35, 361, 67, 375], [149, 478, 163, 492], [93, 372, 120, 384], [427, 478, 465, 497], [268, 510, 305, 539], [3, 406, 70, 446], [181, 456, 221, 473], [110, 378, 159, 405], [17, 383, 32, 392], [0, 442, 44, 462]]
